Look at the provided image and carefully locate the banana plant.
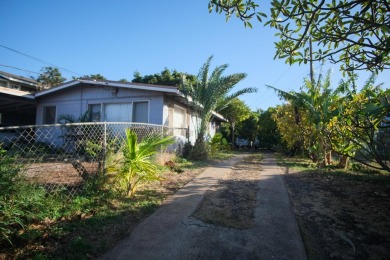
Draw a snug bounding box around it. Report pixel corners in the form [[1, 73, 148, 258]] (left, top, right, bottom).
[[268, 69, 339, 167], [335, 74, 390, 171]]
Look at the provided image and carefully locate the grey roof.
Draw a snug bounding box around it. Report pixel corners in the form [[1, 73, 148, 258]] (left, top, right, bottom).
[[0, 71, 38, 86], [34, 79, 180, 97]]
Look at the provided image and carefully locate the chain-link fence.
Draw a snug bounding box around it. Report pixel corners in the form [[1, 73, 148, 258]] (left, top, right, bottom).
[[0, 122, 188, 197]]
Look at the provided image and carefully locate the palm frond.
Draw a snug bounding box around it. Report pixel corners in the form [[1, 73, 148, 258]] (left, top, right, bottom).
[[198, 56, 213, 86], [215, 87, 257, 111]]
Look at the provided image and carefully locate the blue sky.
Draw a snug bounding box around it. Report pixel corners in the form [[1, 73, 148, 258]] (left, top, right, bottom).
[[1, 0, 389, 111]]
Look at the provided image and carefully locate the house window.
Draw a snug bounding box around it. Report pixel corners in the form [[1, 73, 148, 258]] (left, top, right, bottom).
[[88, 102, 150, 123], [11, 85, 21, 90], [88, 104, 101, 122], [43, 106, 56, 124], [173, 105, 186, 128], [0, 81, 6, 88], [173, 105, 187, 136], [104, 103, 132, 122], [133, 101, 149, 123]]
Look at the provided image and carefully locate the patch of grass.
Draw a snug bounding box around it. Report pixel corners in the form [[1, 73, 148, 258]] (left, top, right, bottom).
[[275, 153, 317, 171], [210, 152, 234, 160], [175, 158, 208, 169]]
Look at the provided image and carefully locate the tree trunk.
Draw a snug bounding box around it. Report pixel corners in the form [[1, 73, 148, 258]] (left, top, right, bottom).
[[338, 155, 350, 169], [309, 153, 318, 163], [231, 122, 235, 150], [325, 150, 332, 165]]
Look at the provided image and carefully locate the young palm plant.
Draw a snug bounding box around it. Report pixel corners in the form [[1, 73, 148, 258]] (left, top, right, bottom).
[[107, 129, 174, 197], [183, 56, 257, 158]]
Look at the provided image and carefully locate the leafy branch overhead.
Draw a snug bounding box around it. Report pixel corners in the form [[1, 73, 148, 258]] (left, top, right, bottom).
[[209, 0, 390, 73]]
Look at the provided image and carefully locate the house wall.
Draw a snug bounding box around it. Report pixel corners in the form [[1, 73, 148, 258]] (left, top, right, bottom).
[[0, 78, 36, 93], [163, 97, 198, 146], [162, 97, 224, 145], [36, 84, 164, 125], [162, 98, 172, 127]]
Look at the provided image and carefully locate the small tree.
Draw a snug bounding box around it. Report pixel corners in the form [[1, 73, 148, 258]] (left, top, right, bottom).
[[257, 108, 281, 149], [36, 66, 66, 90], [107, 129, 174, 197], [219, 98, 251, 148]]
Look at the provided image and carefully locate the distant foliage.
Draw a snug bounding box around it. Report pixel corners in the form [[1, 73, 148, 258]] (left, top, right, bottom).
[[36, 66, 66, 90], [78, 74, 107, 80], [257, 108, 281, 149], [132, 68, 197, 90]]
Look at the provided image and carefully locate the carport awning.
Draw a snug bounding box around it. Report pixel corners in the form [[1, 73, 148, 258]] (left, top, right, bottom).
[[0, 87, 36, 113]]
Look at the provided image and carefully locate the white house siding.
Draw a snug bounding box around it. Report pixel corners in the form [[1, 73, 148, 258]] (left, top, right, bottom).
[[208, 121, 217, 140], [162, 100, 170, 127], [188, 114, 199, 145]]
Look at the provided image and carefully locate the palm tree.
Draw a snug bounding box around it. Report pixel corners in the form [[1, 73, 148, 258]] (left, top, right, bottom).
[[184, 56, 257, 146], [107, 129, 174, 197]]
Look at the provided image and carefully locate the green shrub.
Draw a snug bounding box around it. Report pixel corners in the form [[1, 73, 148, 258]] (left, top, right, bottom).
[[0, 147, 48, 244], [210, 133, 223, 157], [182, 140, 209, 160]]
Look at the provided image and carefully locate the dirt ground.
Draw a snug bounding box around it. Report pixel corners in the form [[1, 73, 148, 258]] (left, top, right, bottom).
[[283, 169, 390, 259], [192, 154, 262, 229], [191, 152, 390, 259]]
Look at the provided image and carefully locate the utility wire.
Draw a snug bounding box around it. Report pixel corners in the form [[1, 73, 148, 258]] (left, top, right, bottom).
[[0, 64, 39, 75], [0, 44, 82, 76]]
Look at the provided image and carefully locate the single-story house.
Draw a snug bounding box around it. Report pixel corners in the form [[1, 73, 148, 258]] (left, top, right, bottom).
[[34, 78, 226, 144]]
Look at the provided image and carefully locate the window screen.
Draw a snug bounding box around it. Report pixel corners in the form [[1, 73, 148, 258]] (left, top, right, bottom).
[[104, 103, 132, 122], [133, 102, 149, 123], [43, 106, 56, 124], [88, 104, 101, 122]]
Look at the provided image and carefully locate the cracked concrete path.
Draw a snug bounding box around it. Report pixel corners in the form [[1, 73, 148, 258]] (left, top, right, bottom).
[[100, 153, 307, 260]]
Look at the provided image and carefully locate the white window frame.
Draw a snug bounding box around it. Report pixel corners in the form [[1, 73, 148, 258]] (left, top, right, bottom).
[[173, 104, 187, 137], [173, 104, 187, 128], [86, 101, 150, 123], [11, 85, 21, 90], [0, 80, 7, 88]]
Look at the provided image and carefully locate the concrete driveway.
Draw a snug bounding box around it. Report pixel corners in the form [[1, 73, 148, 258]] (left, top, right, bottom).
[[100, 153, 307, 260]]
